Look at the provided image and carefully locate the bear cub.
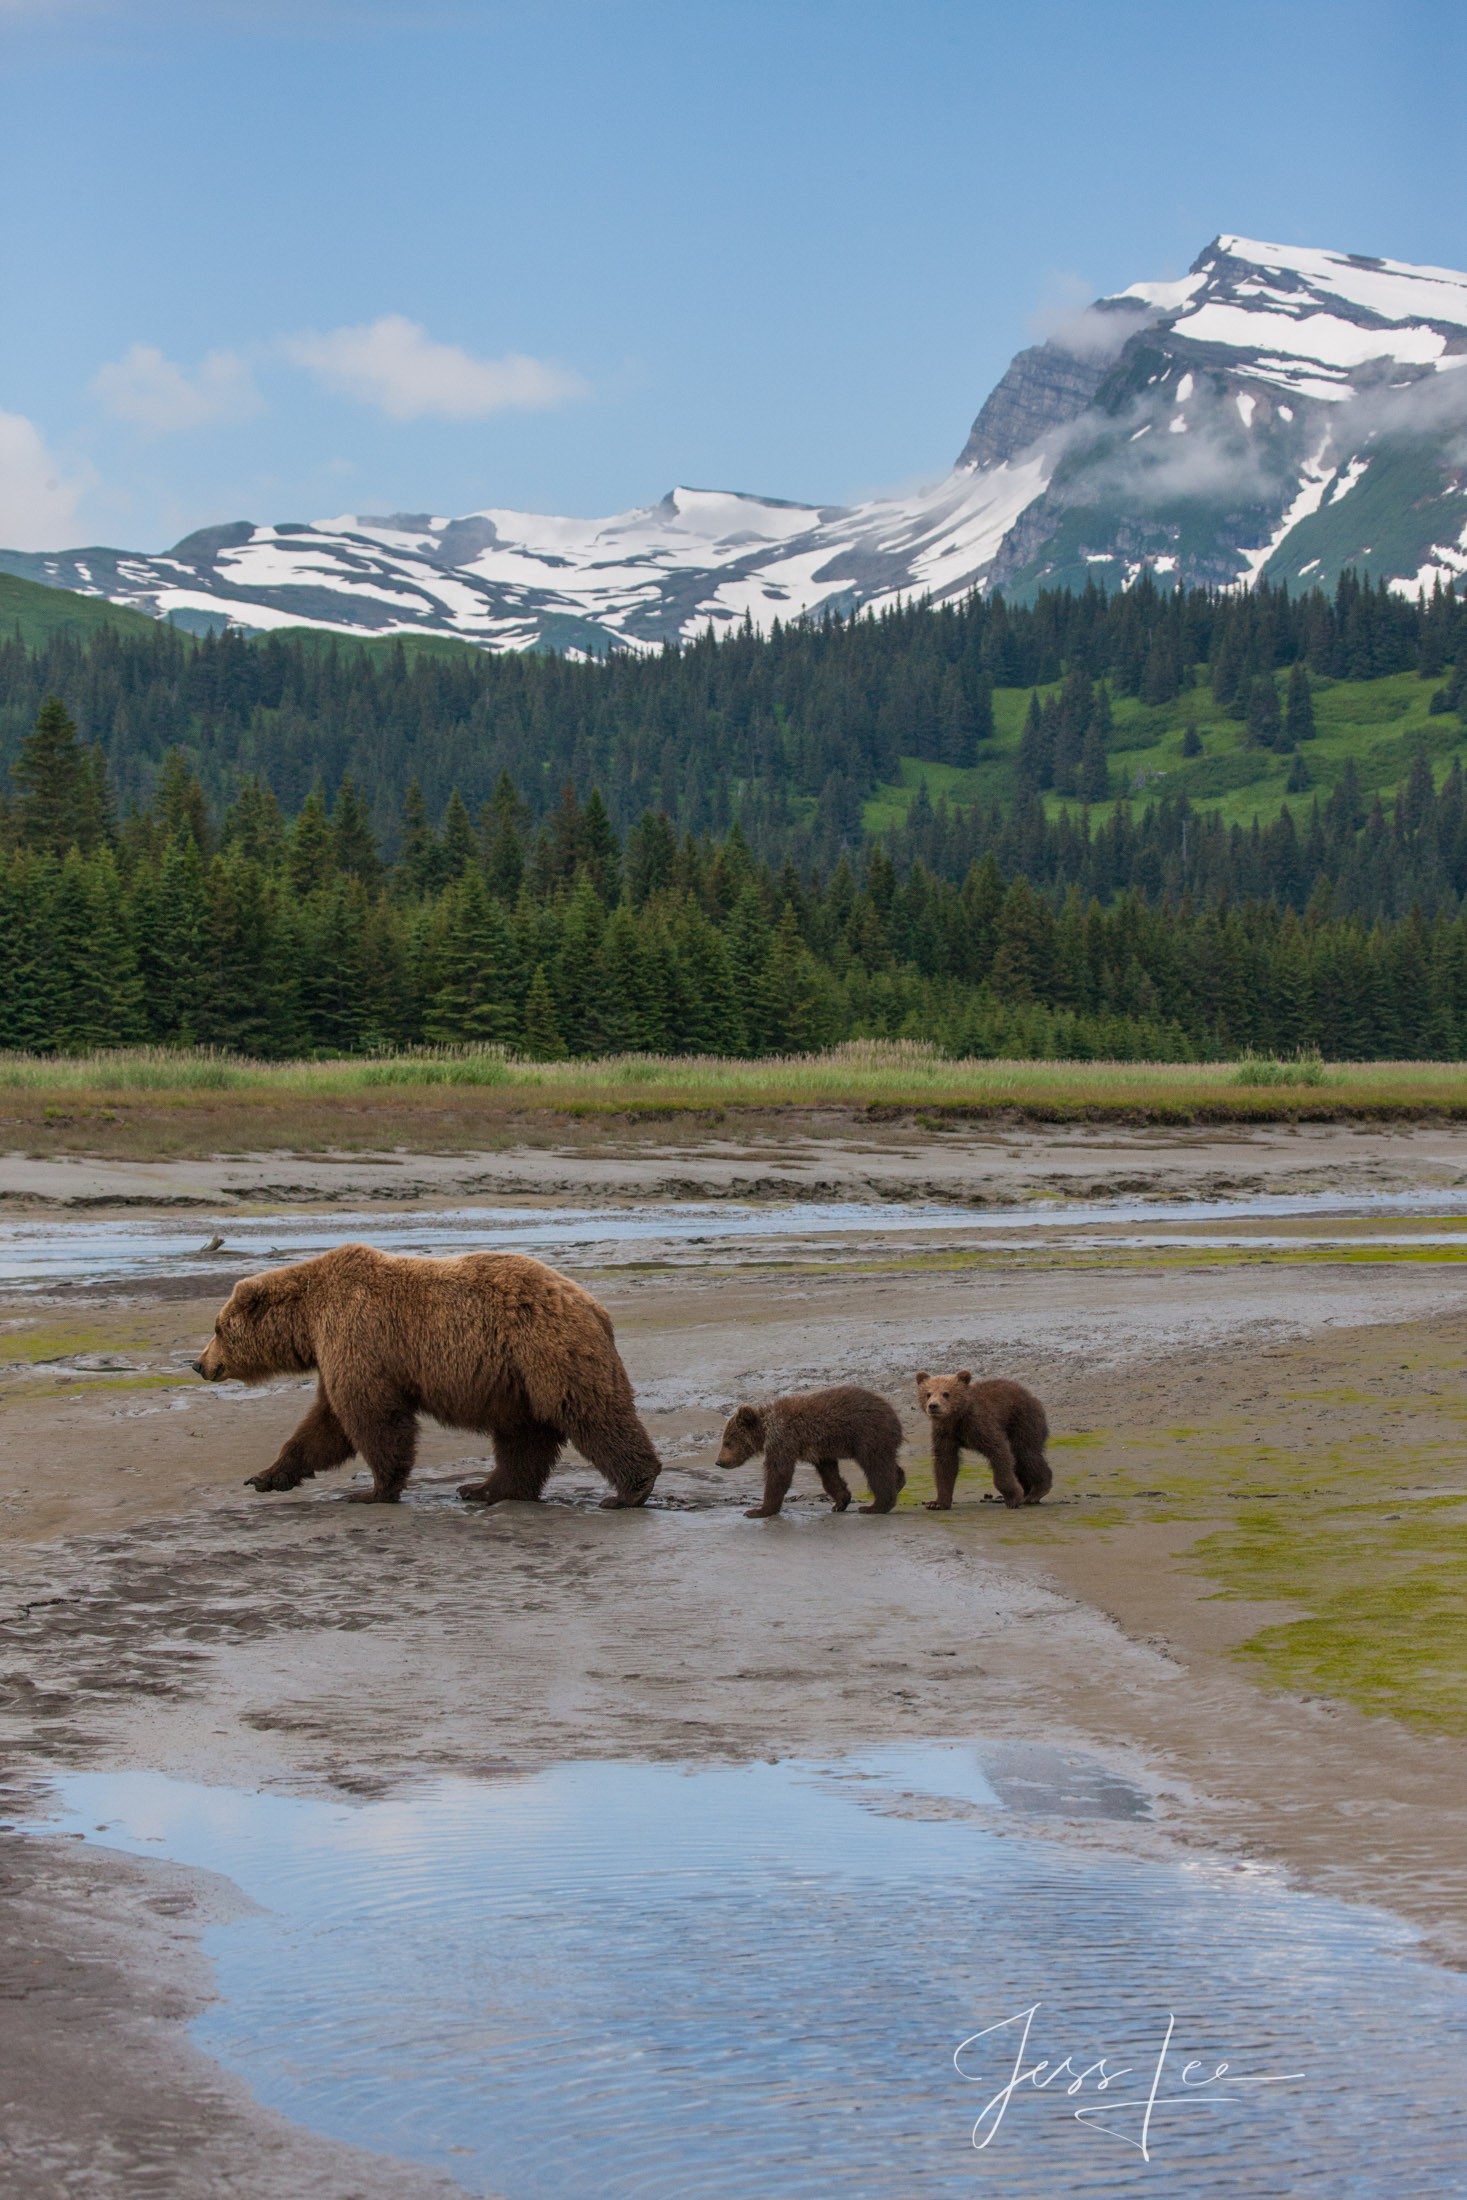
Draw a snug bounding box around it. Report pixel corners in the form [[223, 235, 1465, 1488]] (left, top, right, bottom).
[[915, 1371, 1051, 1510], [717, 1384, 905, 1518]]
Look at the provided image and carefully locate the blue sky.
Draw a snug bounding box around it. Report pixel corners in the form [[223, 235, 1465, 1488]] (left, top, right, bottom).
[[1, 0, 1462, 550]]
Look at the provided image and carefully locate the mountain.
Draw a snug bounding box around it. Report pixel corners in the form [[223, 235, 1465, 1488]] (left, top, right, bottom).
[[5, 235, 1465, 652]]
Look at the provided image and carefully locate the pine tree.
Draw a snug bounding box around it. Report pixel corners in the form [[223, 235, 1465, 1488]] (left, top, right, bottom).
[[579, 788, 622, 902], [11, 697, 108, 856], [395, 779, 438, 899], [1285, 662, 1316, 744], [223, 776, 286, 870], [426, 869, 520, 1045], [480, 771, 527, 901], [286, 786, 335, 898], [520, 963, 564, 1060], [725, 881, 775, 1052], [154, 749, 213, 856], [1180, 723, 1203, 758], [1078, 718, 1111, 804], [331, 774, 382, 889], [626, 809, 678, 908], [1245, 674, 1283, 748], [439, 790, 476, 882]]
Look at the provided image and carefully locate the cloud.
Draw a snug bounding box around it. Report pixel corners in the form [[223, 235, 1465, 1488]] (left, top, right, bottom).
[[1030, 272, 1160, 365], [91, 343, 262, 432], [281, 314, 587, 421], [0, 409, 96, 549]]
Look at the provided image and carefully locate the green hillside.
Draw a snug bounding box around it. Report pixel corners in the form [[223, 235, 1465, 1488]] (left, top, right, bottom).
[[864, 668, 1465, 837], [0, 571, 161, 647]]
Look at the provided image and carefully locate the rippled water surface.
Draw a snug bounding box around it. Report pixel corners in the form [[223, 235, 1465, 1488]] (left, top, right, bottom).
[[37, 1746, 1467, 2196], [4, 1186, 1465, 1290]]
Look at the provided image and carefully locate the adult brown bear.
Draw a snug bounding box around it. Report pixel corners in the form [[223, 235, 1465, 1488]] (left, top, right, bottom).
[[193, 1244, 661, 1508], [915, 1371, 1051, 1510]]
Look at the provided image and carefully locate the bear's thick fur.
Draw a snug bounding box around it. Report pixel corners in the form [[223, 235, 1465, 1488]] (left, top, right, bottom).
[[717, 1385, 905, 1518], [194, 1244, 661, 1508], [915, 1371, 1051, 1510]]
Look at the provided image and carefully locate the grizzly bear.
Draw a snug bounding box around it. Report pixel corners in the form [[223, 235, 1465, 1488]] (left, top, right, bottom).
[[915, 1371, 1051, 1510], [717, 1385, 905, 1518], [193, 1244, 661, 1508]]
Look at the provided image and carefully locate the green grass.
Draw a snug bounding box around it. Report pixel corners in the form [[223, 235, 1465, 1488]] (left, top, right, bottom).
[[2, 1042, 1465, 1123], [0, 571, 162, 646], [862, 669, 1465, 839]]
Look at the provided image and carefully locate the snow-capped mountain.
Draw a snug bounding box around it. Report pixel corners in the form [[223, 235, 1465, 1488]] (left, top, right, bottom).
[[5, 235, 1465, 651]]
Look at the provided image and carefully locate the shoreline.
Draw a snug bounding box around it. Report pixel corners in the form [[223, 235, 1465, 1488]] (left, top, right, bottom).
[[2, 1123, 1465, 2189]]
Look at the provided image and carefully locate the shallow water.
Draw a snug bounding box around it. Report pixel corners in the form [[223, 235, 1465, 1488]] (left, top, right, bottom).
[[3, 1187, 1465, 1291], [35, 1745, 1467, 2196]]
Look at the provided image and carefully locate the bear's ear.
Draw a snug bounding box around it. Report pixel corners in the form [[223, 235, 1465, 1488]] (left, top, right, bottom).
[[957, 1370, 972, 1384], [735, 1404, 759, 1428], [232, 1279, 262, 1314], [915, 1371, 929, 1386]]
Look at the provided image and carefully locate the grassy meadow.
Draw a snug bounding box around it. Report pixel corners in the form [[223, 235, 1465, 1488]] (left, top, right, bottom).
[[2, 1041, 1465, 1159], [863, 667, 1464, 838]]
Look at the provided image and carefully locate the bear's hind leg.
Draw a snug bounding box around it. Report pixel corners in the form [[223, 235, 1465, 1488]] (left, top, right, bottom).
[[815, 1459, 853, 1511], [248, 1386, 355, 1493], [344, 1409, 418, 1504], [858, 1442, 904, 1515], [1015, 1439, 1053, 1503], [979, 1428, 1025, 1509], [458, 1420, 563, 1505], [563, 1395, 662, 1509]]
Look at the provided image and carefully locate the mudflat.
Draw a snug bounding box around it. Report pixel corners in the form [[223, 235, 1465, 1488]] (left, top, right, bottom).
[[2, 1119, 1465, 2195]]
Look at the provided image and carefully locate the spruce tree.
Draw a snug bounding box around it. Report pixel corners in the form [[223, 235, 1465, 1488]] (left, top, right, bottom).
[[286, 786, 335, 898], [521, 964, 564, 1060], [439, 790, 476, 882], [395, 779, 438, 899], [579, 788, 622, 903], [155, 750, 213, 856], [1245, 674, 1283, 748], [426, 869, 519, 1045], [1078, 718, 1111, 804], [331, 775, 382, 889], [12, 697, 107, 856], [1285, 662, 1316, 744]]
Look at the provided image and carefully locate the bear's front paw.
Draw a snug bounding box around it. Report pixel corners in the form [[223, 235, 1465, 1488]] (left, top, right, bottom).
[[457, 1478, 499, 1503], [743, 1504, 782, 1518], [247, 1464, 305, 1492], [922, 1498, 951, 1511]]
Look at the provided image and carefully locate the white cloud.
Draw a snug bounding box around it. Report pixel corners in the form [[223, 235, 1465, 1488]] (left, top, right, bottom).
[[0, 410, 95, 549], [281, 314, 587, 420], [91, 343, 261, 433]]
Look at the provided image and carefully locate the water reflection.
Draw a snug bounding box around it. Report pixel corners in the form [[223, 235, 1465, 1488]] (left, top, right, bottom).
[[37, 1745, 1467, 2197]]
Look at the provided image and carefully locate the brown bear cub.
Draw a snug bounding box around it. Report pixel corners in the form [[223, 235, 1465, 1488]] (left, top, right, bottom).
[[194, 1244, 661, 1509], [717, 1385, 905, 1519], [915, 1371, 1052, 1510]]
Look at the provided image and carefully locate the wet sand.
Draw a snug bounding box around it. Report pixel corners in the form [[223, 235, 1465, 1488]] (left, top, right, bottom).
[[2, 1122, 1466, 2195]]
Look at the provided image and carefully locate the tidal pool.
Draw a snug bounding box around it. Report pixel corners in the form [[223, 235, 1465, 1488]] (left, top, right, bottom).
[[35, 1744, 1467, 2196]]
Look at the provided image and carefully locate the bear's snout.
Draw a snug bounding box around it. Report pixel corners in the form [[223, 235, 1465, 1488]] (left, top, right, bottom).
[[193, 1337, 228, 1381]]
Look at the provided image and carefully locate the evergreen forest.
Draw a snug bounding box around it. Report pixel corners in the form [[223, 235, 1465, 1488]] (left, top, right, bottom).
[[2, 571, 1465, 1063]]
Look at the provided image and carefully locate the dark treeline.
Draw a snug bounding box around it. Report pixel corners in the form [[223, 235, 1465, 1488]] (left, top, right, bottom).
[[4, 696, 1467, 1063], [1, 569, 1462, 872]]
